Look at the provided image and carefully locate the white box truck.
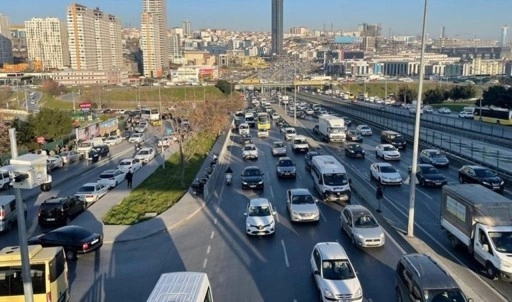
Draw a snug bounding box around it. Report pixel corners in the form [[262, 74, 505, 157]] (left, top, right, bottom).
[[318, 115, 346, 143], [441, 184, 512, 280]]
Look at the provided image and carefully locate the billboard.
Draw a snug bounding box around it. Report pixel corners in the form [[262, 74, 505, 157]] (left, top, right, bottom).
[[334, 36, 362, 44]]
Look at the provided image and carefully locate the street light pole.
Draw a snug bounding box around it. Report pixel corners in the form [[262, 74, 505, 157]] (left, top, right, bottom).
[[158, 85, 165, 169], [72, 91, 76, 113], [407, 0, 429, 238]]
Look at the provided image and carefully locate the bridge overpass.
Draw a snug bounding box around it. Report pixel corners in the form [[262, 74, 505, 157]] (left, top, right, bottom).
[[236, 79, 336, 90]]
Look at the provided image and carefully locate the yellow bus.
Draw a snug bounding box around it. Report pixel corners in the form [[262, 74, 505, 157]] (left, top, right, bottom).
[[474, 107, 512, 125], [256, 112, 271, 130], [0, 245, 69, 302]]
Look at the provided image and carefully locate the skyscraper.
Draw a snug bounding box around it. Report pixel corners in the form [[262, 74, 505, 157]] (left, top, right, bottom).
[[25, 17, 70, 70], [271, 0, 283, 56], [67, 4, 123, 70], [140, 0, 170, 78], [182, 20, 191, 37], [501, 25, 508, 47], [0, 14, 13, 65]]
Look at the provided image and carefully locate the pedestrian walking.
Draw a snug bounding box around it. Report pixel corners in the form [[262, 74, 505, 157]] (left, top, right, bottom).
[[126, 169, 133, 189], [376, 184, 384, 213]]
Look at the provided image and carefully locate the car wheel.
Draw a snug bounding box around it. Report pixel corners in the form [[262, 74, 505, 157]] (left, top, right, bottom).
[[420, 179, 425, 186], [65, 217, 71, 225], [396, 287, 403, 302], [65, 250, 77, 261], [486, 262, 498, 280], [1, 183, 7, 191], [351, 235, 356, 246], [458, 175, 464, 184]]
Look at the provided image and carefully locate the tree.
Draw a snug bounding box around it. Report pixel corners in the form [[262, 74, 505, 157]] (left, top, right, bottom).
[[27, 108, 72, 141], [397, 85, 417, 103], [41, 79, 61, 97], [215, 80, 233, 95], [423, 87, 448, 104], [449, 85, 477, 100], [0, 114, 9, 156], [481, 86, 512, 109], [11, 118, 34, 146]]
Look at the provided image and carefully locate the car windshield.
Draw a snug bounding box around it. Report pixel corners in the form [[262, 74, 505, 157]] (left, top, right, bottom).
[[279, 160, 294, 167], [429, 152, 444, 158], [248, 206, 271, 216], [380, 166, 396, 173], [79, 185, 95, 192], [294, 138, 307, 144], [360, 126, 369, 130], [107, 136, 116, 140], [323, 173, 348, 186], [291, 194, 314, 204], [99, 173, 115, 179], [424, 289, 467, 302], [354, 214, 379, 228], [244, 169, 261, 177], [286, 129, 295, 134], [138, 150, 149, 155], [421, 167, 439, 174], [349, 145, 361, 150], [119, 161, 131, 166], [273, 142, 284, 148], [321, 260, 355, 280], [79, 142, 91, 147], [244, 146, 256, 151], [489, 231, 512, 253], [474, 169, 496, 178], [383, 146, 396, 151], [328, 127, 343, 133]]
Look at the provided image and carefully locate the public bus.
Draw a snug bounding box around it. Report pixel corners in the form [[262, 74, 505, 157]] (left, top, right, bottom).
[[141, 108, 160, 121], [474, 107, 512, 125], [0, 245, 69, 302], [146, 272, 213, 302], [256, 112, 271, 130]]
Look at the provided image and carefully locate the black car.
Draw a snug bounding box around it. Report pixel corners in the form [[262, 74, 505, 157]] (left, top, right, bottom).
[[346, 130, 363, 142], [458, 165, 504, 193], [88, 145, 110, 161], [241, 166, 264, 190], [38, 196, 86, 227], [28, 225, 103, 260], [304, 151, 320, 171], [312, 125, 320, 135], [410, 164, 447, 187], [345, 143, 365, 158]]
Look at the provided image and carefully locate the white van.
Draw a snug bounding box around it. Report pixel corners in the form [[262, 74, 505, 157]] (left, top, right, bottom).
[[76, 137, 104, 156], [146, 272, 213, 302], [239, 123, 250, 135], [310, 155, 351, 202], [0, 170, 11, 191], [0, 195, 26, 233]]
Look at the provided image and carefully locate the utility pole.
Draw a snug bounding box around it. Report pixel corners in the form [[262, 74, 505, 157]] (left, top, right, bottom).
[[158, 85, 165, 169]]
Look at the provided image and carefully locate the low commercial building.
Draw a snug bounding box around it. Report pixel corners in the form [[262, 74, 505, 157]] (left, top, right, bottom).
[[52, 68, 129, 86]]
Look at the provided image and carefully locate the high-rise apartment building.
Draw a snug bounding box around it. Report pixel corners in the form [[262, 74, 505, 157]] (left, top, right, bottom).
[[67, 3, 123, 71], [140, 0, 170, 78], [271, 0, 284, 56], [501, 25, 509, 47], [170, 34, 181, 62], [290, 27, 308, 37], [25, 18, 70, 70], [182, 20, 191, 37], [0, 14, 13, 66]]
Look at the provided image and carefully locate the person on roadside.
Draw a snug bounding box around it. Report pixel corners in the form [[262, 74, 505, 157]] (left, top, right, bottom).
[[126, 169, 133, 189], [376, 184, 384, 213]]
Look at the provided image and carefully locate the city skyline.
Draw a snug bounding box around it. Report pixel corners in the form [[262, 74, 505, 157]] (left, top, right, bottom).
[[2, 0, 511, 40]]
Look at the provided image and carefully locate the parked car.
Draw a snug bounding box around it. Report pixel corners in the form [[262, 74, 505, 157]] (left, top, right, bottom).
[[346, 130, 363, 142], [38, 196, 86, 227], [97, 169, 127, 188], [310, 242, 363, 302], [345, 143, 365, 158], [60, 151, 81, 164], [47, 155, 64, 171], [340, 205, 385, 248], [271, 141, 287, 156], [104, 135, 123, 146], [356, 125, 373, 136], [242, 144, 258, 160], [370, 162, 403, 185], [458, 165, 504, 193], [286, 188, 319, 223], [135, 147, 156, 164], [157, 135, 176, 147], [438, 107, 451, 114], [117, 158, 142, 173], [74, 182, 109, 203], [304, 151, 320, 171], [419, 149, 449, 167], [409, 164, 447, 187], [375, 144, 401, 160], [244, 198, 276, 236], [241, 166, 264, 190], [276, 157, 296, 179], [28, 225, 103, 260]]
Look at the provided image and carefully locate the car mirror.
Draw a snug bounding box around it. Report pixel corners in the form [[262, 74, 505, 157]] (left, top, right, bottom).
[[313, 270, 320, 275], [315, 199, 319, 203], [244, 212, 247, 216], [349, 179, 352, 185], [273, 211, 277, 216]]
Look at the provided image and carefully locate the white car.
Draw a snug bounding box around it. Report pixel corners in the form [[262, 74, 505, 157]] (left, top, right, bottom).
[[286, 188, 319, 222], [438, 107, 451, 114], [244, 198, 276, 236], [375, 144, 401, 161], [97, 169, 126, 188], [75, 182, 109, 203], [340, 205, 385, 247], [283, 127, 297, 140], [104, 135, 123, 146], [423, 105, 434, 113], [310, 242, 363, 302], [257, 129, 269, 138], [271, 113, 280, 120], [458, 111, 474, 119], [242, 144, 258, 160], [135, 147, 156, 164], [157, 136, 176, 147], [305, 108, 314, 115], [47, 156, 64, 171], [356, 125, 373, 136], [117, 158, 142, 173], [60, 151, 81, 164], [370, 162, 403, 185], [292, 135, 309, 153], [272, 141, 287, 156], [128, 133, 144, 143]]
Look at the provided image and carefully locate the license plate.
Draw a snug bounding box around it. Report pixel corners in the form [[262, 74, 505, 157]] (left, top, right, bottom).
[[46, 218, 55, 221], [250, 185, 256, 188], [91, 239, 99, 245]]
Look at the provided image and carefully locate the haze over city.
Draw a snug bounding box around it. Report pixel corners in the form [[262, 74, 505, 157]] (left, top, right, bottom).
[[3, 0, 511, 39]]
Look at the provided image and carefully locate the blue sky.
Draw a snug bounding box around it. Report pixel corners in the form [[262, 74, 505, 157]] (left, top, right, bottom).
[[2, 0, 511, 40]]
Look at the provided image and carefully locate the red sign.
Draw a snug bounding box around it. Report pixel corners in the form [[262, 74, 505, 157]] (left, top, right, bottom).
[[36, 136, 45, 144], [79, 102, 92, 109]]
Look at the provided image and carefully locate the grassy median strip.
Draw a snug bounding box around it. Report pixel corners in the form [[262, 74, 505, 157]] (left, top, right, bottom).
[[102, 131, 216, 225]]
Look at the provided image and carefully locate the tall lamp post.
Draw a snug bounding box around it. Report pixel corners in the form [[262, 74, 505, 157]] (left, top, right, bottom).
[[407, 0, 429, 238]]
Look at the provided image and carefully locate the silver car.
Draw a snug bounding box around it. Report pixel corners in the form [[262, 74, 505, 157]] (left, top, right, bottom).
[[286, 188, 319, 222], [340, 205, 385, 248], [271, 141, 287, 156]]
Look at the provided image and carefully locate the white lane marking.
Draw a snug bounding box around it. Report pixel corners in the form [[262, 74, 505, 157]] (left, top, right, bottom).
[[415, 187, 433, 200], [206, 245, 211, 254], [281, 240, 290, 267], [210, 231, 215, 239], [269, 185, 274, 198], [214, 218, 218, 225], [203, 258, 208, 269], [216, 206, 220, 214]]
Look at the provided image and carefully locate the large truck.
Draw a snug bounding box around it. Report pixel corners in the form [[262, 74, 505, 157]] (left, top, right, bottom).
[[440, 184, 512, 280], [318, 115, 346, 143]]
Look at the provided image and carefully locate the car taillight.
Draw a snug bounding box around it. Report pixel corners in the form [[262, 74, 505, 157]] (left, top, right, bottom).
[[0, 210, 5, 219]]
